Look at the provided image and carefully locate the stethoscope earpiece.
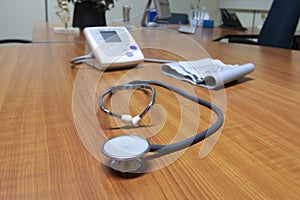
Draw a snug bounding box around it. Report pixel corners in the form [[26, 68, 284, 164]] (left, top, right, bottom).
[[121, 115, 141, 126]]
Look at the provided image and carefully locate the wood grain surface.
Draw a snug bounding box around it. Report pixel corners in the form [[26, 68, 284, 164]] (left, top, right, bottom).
[[0, 30, 300, 199]]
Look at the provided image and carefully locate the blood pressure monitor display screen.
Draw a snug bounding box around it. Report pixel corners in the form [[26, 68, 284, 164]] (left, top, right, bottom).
[[100, 31, 122, 43]]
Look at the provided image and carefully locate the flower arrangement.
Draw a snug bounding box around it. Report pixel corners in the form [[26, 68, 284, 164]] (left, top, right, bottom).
[[68, 0, 116, 12], [56, 0, 117, 29]]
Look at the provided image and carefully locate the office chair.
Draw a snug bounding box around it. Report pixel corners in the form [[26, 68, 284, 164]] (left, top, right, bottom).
[[0, 39, 32, 45], [216, 0, 300, 49]]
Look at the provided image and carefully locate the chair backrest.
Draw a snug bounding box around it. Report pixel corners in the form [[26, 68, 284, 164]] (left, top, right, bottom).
[[0, 39, 32, 45], [258, 0, 300, 49]]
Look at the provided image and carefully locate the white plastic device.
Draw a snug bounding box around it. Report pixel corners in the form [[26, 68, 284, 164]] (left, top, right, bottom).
[[83, 27, 144, 70], [178, 25, 196, 34]]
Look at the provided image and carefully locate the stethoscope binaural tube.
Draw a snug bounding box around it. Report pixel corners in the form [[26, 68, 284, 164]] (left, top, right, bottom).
[[99, 83, 156, 126]]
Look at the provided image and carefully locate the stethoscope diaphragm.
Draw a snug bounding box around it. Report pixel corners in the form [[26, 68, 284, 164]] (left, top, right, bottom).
[[102, 135, 150, 173]]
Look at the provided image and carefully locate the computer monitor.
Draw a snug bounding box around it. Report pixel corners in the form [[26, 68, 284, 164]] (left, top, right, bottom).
[[154, 0, 172, 19], [141, 0, 172, 27]]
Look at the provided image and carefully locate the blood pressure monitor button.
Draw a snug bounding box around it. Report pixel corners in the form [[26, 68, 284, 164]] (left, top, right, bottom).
[[125, 52, 134, 57], [129, 45, 138, 50]]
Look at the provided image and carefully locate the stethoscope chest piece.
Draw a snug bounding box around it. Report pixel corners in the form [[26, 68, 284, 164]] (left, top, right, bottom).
[[102, 135, 150, 173]]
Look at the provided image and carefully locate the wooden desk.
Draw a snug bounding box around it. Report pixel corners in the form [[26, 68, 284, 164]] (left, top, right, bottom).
[[190, 26, 260, 42], [1, 29, 300, 199], [32, 22, 256, 43]]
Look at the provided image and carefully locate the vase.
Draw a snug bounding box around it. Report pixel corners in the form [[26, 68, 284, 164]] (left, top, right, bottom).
[[72, 2, 106, 29]]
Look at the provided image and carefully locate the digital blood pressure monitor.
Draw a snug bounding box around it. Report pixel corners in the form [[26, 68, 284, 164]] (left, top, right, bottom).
[[84, 27, 144, 70]]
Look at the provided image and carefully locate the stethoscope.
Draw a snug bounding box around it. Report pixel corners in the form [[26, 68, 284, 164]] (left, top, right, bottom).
[[99, 80, 224, 173]]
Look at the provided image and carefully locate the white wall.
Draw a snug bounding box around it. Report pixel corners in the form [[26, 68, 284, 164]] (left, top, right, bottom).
[[219, 0, 273, 11], [219, 0, 300, 31], [105, 0, 220, 24], [219, 0, 272, 28], [0, 0, 219, 40], [0, 0, 45, 39], [48, 0, 220, 25]]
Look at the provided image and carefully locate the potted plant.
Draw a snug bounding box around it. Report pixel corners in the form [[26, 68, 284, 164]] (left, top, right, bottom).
[[69, 0, 116, 28]]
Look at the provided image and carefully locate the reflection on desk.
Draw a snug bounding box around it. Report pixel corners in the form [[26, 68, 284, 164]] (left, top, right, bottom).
[[32, 22, 85, 43], [1, 29, 300, 199]]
